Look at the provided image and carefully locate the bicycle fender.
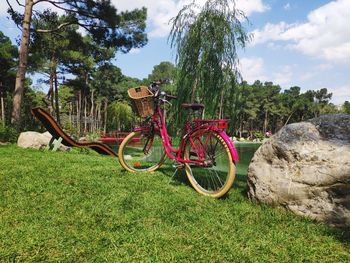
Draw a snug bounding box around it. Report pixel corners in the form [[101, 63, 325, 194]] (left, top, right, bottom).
[[187, 126, 239, 163], [217, 130, 239, 162]]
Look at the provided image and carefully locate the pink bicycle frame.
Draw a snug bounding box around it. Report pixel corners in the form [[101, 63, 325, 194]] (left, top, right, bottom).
[[133, 105, 239, 165]]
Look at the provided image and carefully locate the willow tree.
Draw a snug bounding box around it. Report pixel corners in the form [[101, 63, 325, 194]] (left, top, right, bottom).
[[169, 0, 250, 117]]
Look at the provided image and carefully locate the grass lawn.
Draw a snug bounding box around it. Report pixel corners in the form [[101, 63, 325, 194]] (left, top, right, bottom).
[[0, 144, 349, 261]]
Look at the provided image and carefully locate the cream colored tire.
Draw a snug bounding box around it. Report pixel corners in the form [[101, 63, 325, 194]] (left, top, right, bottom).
[[184, 131, 235, 198], [118, 131, 166, 172]]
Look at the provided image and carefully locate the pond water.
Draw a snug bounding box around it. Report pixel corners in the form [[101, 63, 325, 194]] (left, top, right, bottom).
[[113, 142, 260, 175], [234, 143, 261, 176]]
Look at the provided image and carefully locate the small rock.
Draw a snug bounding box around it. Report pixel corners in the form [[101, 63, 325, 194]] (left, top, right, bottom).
[[17, 131, 70, 151]]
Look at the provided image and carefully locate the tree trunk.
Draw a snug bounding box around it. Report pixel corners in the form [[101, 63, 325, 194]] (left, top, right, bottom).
[[263, 110, 268, 135], [69, 102, 72, 126], [48, 71, 54, 115], [83, 72, 89, 134], [103, 99, 108, 133], [191, 78, 198, 102], [97, 103, 101, 131], [11, 0, 34, 125], [90, 89, 94, 133], [77, 91, 81, 135], [218, 89, 224, 119], [284, 110, 295, 127], [84, 96, 87, 135], [53, 62, 60, 124], [1, 91, 5, 126]]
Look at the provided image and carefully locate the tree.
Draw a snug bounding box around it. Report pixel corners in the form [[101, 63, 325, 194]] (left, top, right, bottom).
[[30, 10, 80, 123], [0, 31, 18, 126], [169, 0, 250, 116], [108, 101, 134, 132], [6, 0, 148, 126], [147, 61, 176, 82], [313, 88, 332, 117], [147, 61, 177, 93], [343, 101, 350, 114]]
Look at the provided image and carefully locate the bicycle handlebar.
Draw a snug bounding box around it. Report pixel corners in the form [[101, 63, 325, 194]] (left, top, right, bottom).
[[166, 94, 177, 100], [149, 79, 177, 100]]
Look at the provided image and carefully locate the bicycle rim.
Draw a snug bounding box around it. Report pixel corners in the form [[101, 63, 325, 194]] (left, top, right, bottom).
[[118, 131, 166, 172], [184, 130, 235, 198]]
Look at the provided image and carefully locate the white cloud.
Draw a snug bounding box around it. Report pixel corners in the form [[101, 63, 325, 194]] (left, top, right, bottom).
[[283, 3, 291, 11], [315, 63, 333, 71], [239, 57, 267, 83], [0, 0, 23, 16], [236, 0, 269, 16], [1, 0, 269, 38], [240, 57, 296, 87], [272, 65, 293, 86], [128, 48, 141, 55], [33, 1, 65, 15], [114, 0, 269, 38], [327, 85, 350, 105], [0, 2, 9, 16], [0, 0, 66, 17], [252, 0, 350, 64], [300, 63, 334, 81]]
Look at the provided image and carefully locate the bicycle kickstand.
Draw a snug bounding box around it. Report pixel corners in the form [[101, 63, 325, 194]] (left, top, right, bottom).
[[169, 162, 185, 184]]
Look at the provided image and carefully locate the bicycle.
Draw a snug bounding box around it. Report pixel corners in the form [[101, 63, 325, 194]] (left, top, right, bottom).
[[118, 81, 239, 198]]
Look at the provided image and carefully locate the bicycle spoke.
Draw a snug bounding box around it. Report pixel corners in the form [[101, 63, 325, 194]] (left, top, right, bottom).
[[184, 130, 235, 197], [120, 131, 166, 172], [211, 168, 224, 187]]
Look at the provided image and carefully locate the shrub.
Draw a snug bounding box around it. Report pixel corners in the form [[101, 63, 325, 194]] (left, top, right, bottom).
[[253, 131, 264, 141], [0, 122, 19, 143]]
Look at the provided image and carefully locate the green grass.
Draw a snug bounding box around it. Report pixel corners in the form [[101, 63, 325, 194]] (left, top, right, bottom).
[[0, 145, 349, 261]]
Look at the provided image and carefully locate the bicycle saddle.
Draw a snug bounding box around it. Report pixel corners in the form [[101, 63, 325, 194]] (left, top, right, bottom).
[[181, 103, 205, 111]]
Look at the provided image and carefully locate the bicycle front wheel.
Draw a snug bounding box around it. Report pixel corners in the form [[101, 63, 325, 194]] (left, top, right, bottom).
[[184, 130, 235, 198], [118, 131, 166, 172]]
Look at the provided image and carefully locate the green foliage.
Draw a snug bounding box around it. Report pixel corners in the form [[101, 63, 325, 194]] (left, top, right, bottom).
[[147, 61, 177, 82], [107, 101, 134, 131], [0, 31, 18, 80], [7, 0, 148, 127], [0, 145, 349, 261], [224, 81, 337, 136], [0, 31, 17, 98], [253, 131, 264, 140], [0, 122, 18, 143], [91, 64, 124, 100], [58, 85, 75, 113], [147, 61, 177, 94], [61, 120, 79, 139], [170, 0, 251, 116], [342, 101, 350, 114], [8, 0, 148, 52], [85, 132, 101, 141]]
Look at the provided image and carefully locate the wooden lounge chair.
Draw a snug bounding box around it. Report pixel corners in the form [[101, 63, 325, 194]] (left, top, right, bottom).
[[31, 107, 118, 157]]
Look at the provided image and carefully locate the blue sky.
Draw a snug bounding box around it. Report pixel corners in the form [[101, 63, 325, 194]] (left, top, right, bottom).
[[1, 0, 349, 105]]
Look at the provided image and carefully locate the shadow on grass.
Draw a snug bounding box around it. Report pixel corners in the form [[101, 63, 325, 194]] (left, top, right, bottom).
[[157, 162, 250, 200], [158, 164, 192, 187], [331, 227, 350, 244]]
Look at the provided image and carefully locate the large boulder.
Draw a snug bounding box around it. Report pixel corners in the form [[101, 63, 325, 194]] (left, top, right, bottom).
[[17, 131, 70, 151], [247, 114, 350, 226]]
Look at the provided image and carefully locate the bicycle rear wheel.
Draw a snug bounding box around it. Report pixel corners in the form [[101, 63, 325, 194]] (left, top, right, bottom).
[[118, 131, 166, 172], [184, 129, 235, 198]]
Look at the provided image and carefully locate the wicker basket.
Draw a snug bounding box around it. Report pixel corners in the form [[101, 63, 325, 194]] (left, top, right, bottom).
[[127, 86, 154, 117]]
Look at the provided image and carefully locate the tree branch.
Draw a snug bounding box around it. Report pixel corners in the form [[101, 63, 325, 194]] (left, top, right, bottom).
[[5, 0, 16, 13], [43, 0, 97, 19], [35, 21, 73, 33], [15, 0, 25, 7]]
